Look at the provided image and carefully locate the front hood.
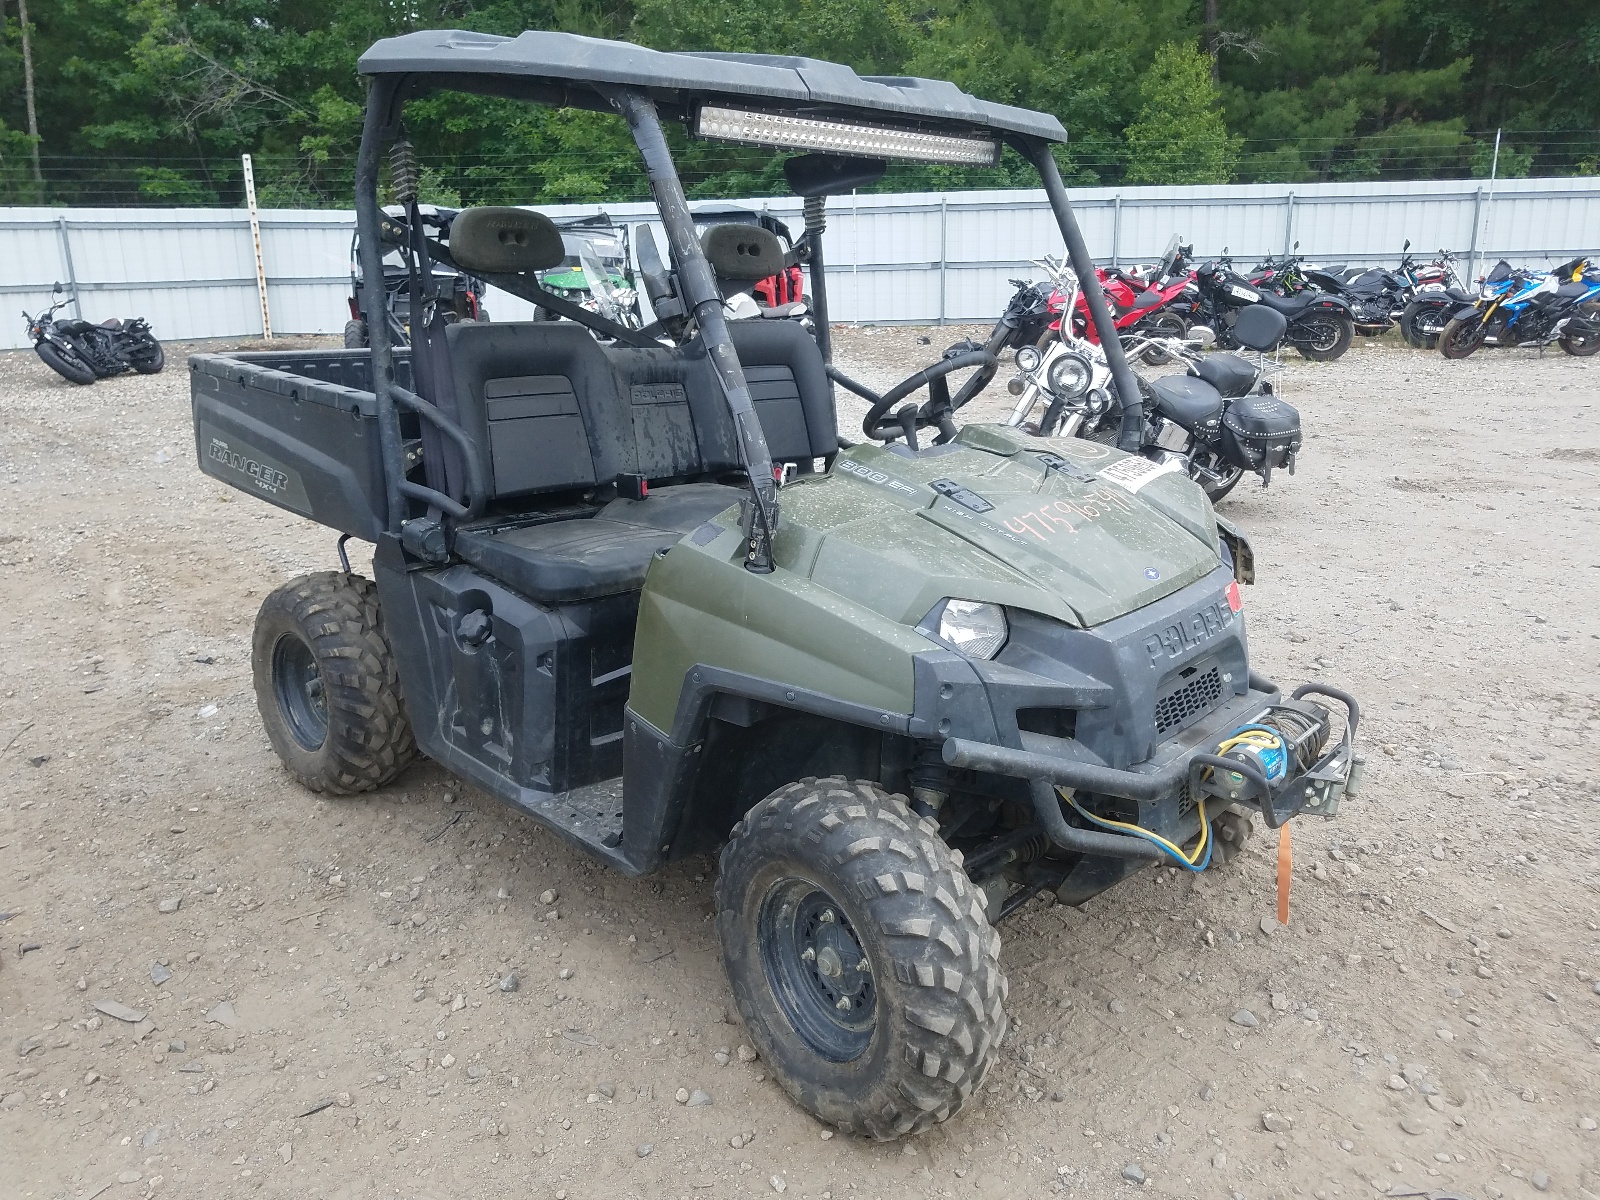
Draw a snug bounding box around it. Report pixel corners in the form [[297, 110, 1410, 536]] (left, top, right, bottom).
[[776, 425, 1222, 628]]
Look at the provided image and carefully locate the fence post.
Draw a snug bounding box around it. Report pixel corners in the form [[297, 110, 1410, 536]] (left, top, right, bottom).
[[241, 153, 273, 340], [1111, 195, 1122, 268], [1282, 192, 1296, 257], [1466, 186, 1483, 282], [938, 195, 948, 326], [54, 215, 82, 319]]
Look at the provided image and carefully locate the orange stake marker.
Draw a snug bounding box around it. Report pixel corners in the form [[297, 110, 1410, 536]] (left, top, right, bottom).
[[1276, 822, 1292, 925]]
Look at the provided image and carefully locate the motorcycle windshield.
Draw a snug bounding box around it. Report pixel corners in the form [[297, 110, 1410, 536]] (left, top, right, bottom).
[[1156, 234, 1182, 281], [578, 242, 622, 323]]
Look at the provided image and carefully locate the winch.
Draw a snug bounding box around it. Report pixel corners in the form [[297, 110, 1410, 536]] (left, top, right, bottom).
[[1190, 685, 1362, 827]]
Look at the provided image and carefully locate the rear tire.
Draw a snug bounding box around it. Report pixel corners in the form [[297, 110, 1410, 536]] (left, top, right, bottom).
[[1559, 309, 1600, 356], [1293, 313, 1354, 361], [129, 338, 164, 374], [1400, 300, 1448, 350], [1439, 315, 1486, 360], [716, 777, 1006, 1139], [1135, 312, 1187, 365], [343, 319, 368, 349], [35, 341, 97, 385], [251, 572, 415, 794]]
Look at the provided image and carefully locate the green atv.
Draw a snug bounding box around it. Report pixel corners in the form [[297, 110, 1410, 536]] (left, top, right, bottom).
[[189, 29, 1363, 1139]]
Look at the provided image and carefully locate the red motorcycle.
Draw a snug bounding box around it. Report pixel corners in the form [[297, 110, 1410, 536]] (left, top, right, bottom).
[[1070, 236, 1197, 363]]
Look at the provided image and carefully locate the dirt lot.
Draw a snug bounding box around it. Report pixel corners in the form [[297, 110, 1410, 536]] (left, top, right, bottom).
[[2, 328, 1598, 1200]]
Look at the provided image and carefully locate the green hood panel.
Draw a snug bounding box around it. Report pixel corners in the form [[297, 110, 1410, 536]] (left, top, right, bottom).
[[626, 424, 1224, 732], [784, 426, 1220, 628]]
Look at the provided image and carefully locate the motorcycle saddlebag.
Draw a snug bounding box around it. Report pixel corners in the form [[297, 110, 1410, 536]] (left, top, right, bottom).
[[1219, 392, 1302, 473]]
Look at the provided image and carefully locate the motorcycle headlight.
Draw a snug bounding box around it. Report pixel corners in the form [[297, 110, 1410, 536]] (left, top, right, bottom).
[[925, 599, 1008, 660], [1047, 351, 1093, 399], [1014, 345, 1042, 373]]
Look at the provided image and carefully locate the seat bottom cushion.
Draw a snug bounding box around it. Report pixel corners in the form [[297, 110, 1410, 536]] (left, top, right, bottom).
[[454, 482, 743, 603]]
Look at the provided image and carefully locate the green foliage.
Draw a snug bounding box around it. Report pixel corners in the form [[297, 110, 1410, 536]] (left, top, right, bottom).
[[1123, 43, 1235, 184], [0, 0, 1594, 207], [1470, 138, 1534, 180]]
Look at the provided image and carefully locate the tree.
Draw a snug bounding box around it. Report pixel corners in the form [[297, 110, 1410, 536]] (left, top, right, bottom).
[[1124, 42, 1234, 184]]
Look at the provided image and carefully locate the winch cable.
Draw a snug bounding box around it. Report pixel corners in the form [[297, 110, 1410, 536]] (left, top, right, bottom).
[[1056, 787, 1212, 872]]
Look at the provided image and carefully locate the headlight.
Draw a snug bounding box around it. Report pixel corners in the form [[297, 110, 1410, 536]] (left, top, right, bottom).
[[1014, 345, 1042, 373], [932, 599, 1007, 659], [1047, 351, 1093, 398]]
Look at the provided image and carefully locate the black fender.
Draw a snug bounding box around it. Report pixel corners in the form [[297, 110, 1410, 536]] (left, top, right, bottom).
[[1452, 306, 1482, 322], [1300, 296, 1354, 316]]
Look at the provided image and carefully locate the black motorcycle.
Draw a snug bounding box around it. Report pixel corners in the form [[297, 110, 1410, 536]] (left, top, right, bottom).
[[1116, 306, 1301, 502], [1276, 243, 1466, 343], [23, 285, 164, 385], [1192, 260, 1356, 361]]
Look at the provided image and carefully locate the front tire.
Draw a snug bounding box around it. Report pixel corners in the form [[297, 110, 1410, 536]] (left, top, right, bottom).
[[1293, 312, 1354, 361], [716, 778, 1006, 1139], [251, 572, 415, 794], [343, 319, 369, 349], [1439, 315, 1486, 360], [36, 341, 97, 385]]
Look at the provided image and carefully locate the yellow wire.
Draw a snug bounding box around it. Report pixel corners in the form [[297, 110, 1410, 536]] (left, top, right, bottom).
[[1057, 786, 1210, 867]]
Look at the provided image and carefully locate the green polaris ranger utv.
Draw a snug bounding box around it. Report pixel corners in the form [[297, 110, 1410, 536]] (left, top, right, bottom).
[[189, 29, 1363, 1139]]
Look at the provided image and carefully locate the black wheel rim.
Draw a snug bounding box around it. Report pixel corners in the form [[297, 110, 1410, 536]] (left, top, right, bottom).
[[1302, 319, 1341, 351], [758, 877, 877, 1063], [272, 633, 328, 750], [1416, 308, 1447, 336]]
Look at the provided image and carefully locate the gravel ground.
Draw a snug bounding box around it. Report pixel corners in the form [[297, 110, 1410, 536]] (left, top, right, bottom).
[[1, 328, 1598, 1200]]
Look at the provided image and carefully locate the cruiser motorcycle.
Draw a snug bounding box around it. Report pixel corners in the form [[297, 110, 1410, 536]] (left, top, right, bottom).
[[22, 285, 164, 385], [1002, 262, 1301, 504]]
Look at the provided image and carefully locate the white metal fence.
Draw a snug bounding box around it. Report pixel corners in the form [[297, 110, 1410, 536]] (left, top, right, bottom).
[[3, 176, 1597, 350]]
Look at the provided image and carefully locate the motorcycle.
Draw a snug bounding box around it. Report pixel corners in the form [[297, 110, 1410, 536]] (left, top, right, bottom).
[[22, 284, 164, 385], [1072, 236, 1199, 364], [1440, 257, 1600, 359], [1250, 241, 1463, 342], [1002, 263, 1300, 503], [1190, 259, 1356, 361]]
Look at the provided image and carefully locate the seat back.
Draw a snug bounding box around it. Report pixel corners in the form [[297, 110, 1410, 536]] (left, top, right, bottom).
[[444, 319, 837, 504]]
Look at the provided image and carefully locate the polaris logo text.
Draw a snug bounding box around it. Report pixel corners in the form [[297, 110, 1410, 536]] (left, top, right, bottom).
[[1144, 602, 1233, 661], [208, 438, 288, 495]]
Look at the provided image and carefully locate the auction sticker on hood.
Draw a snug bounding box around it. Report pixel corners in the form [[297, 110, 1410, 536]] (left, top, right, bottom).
[[1097, 454, 1183, 494]]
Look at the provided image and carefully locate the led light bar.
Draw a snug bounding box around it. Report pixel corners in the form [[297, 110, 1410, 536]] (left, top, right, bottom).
[[694, 105, 1000, 166]]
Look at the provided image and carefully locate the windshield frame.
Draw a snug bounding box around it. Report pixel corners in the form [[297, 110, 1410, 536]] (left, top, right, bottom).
[[354, 64, 1145, 574]]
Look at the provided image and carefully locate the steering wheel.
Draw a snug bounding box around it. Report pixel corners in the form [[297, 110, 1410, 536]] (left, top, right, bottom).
[[860, 348, 997, 443]]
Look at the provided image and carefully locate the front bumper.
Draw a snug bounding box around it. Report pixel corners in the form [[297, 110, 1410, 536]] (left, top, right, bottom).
[[943, 677, 1362, 861]]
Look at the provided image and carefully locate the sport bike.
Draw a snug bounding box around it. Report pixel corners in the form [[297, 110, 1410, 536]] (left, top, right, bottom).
[[1440, 258, 1600, 359]]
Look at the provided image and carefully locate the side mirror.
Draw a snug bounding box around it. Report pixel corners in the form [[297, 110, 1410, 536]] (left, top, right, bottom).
[[783, 154, 887, 198], [53, 281, 64, 295], [1403, 239, 1411, 252], [1186, 325, 1216, 347]]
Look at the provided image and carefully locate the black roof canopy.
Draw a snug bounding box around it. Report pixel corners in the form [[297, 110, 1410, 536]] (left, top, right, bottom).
[[357, 29, 1067, 144]]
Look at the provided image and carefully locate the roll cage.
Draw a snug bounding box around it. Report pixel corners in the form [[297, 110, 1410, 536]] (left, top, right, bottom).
[[354, 29, 1144, 574]]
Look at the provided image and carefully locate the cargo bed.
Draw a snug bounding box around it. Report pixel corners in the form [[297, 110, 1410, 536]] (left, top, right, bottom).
[[190, 348, 415, 540]]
